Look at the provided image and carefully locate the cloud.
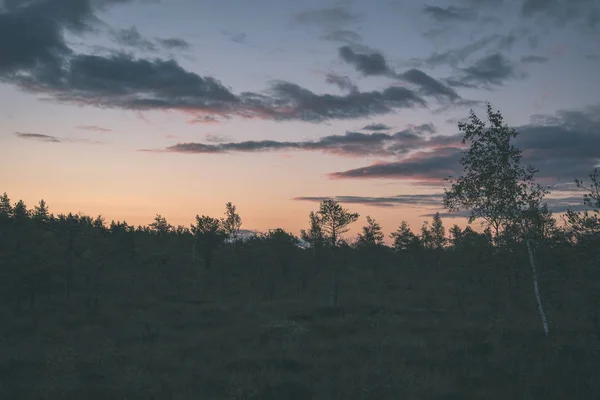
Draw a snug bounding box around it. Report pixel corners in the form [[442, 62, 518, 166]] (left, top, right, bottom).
[[110, 26, 156, 51], [293, 193, 590, 214], [327, 105, 600, 186], [15, 131, 105, 145], [220, 31, 250, 45], [262, 81, 427, 121], [292, 6, 363, 29], [422, 5, 477, 22], [338, 45, 392, 76], [400, 69, 460, 101], [421, 34, 516, 68], [419, 196, 591, 218], [337, 46, 462, 102], [362, 123, 391, 131], [408, 123, 437, 134], [78, 125, 112, 132], [17, 48, 430, 122], [229, 32, 247, 44], [15, 132, 61, 143], [292, 6, 364, 45], [521, 0, 600, 30], [328, 146, 462, 182], [0, 1, 430, 123], [449, 53, 519, 88], [148, 125, 456, 157], [293, 194, 444, 208], [521, 54, 550, 63], [320, 30, 362, 44], [325, 73, 358, 92], [156, 37, 190, 51]]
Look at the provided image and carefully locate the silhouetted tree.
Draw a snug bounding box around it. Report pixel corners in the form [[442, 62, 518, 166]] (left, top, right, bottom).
[[430, 212, 446, 250], [149, 214, 173, 235], [32, 199, 51, 225], [390, 221, 419, 252], [567, 168, 600, 241], [264, 228, 299, 280], [449, 224, 462, 248], [12, 199, 29, 223], [300, 211, 325, 267], [443, 103, 550, 336], [92, 215, 106, 230], [191, 215, 226, 270], [355, 216, 385, 248], [0, 192, 13, 221], [222, 202, 242, 243], [314, 199, 359, 308], [420, 221, 433, 250], [317, 199, 359, 247]]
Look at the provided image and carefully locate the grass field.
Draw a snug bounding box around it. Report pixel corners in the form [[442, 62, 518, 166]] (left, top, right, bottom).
[[2, 246, 599, 399]]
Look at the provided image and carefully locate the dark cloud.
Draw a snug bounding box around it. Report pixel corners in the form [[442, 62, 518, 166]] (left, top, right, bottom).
[[320, 30, 362, 44], [409, 123, 437, 134], [361, 123, 391, 131], [229, 32, 247, 44], [292, 6, 363, 29], [293, 194, 443, 208], [149, 126, 456, 157], [0, 3, 72, 74], [220, 31, 250, 45], [292, 6, 364, 45], [522, 0, 600, 30], [422, 5, 477, 22], [325, 73, 358, 92], [110, 26, 156, 51], [543, 197, 594, 213], [0, 1, 430, 123], [421, 34, 516, 68], [517, 107, 600, 180], [11, 47, 423, 122], [338, 46, 392, 76], [78, 125, 111, 132], [521, 54, 550, 63], [263, 81, 427, 121], [293, 193, 589, 214], [156, 37, 190, 50], [400, 69, 460, 101], [420, 196, 591, 218], [328, 146, 462, 182], [160, 140, 299, 154], [433, 98, 486, 114], [15, 131, 105, 145], [327, 105, 600, 186], [15, 132, 61, 143], [450, 53, 519, 88], [337, 45, 462, 102], [27, 52, 238, 105]]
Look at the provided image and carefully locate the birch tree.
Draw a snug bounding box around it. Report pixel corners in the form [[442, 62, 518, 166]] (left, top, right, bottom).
[[443, 103, 551, 336], [222, 202, 242, 243]]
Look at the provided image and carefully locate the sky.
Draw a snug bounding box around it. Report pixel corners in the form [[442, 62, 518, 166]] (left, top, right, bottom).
[[1, 0, 599, 240]]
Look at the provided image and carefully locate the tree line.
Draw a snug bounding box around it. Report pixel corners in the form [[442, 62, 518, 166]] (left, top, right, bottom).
[[1, 104, 598, 335]]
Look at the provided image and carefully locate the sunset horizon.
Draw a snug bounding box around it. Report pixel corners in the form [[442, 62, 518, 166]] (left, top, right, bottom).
[[2, 0, 598, 241]]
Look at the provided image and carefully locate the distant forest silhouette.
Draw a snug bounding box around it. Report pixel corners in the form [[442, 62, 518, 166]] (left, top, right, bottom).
[[2, 106, 599, 398]]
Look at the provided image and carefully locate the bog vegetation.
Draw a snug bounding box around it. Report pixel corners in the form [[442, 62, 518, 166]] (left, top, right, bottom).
[[1, 106, 599, 399]]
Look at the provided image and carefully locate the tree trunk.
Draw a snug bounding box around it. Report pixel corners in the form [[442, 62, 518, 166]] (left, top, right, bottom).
[[526, 239, 549, 336]]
